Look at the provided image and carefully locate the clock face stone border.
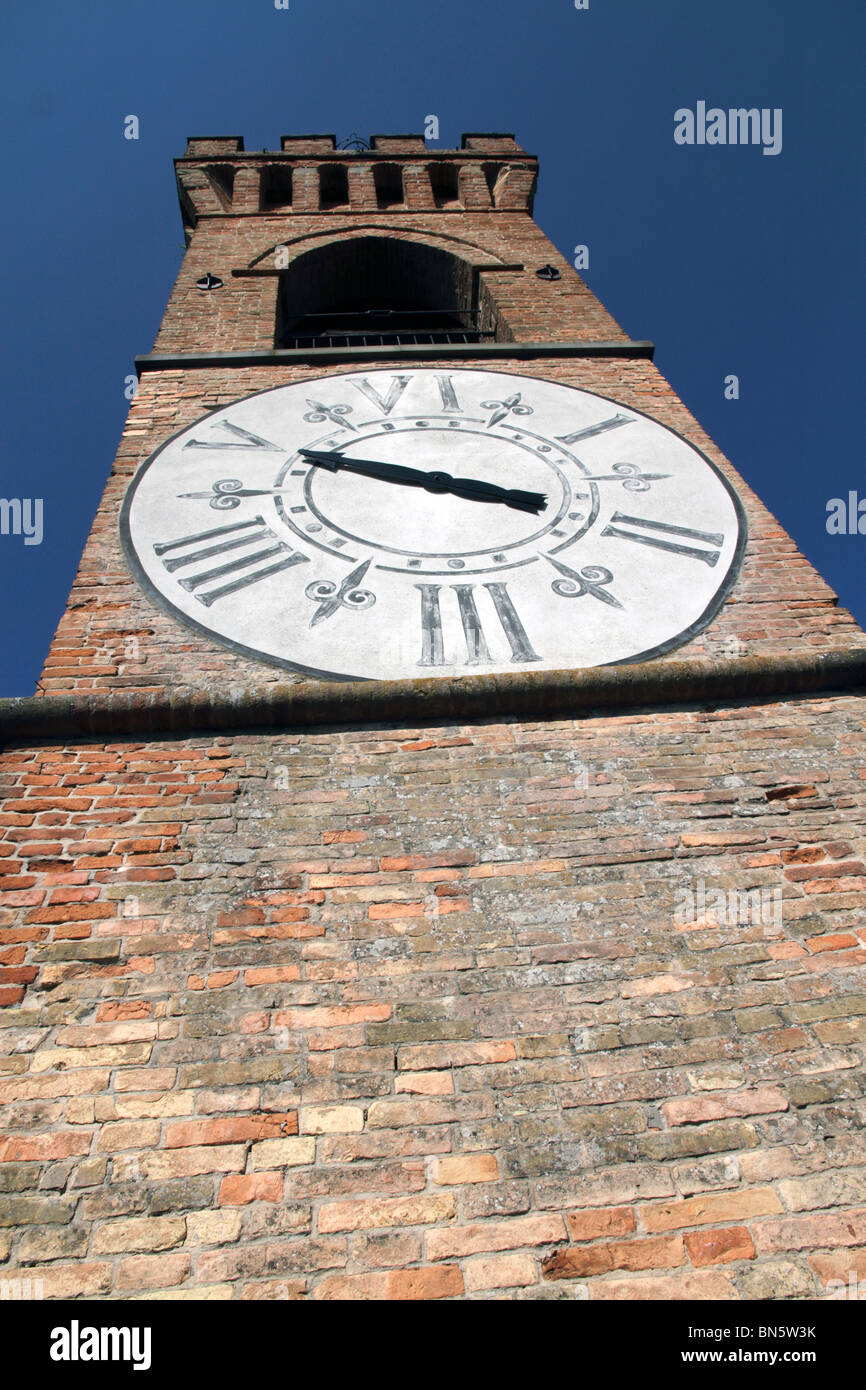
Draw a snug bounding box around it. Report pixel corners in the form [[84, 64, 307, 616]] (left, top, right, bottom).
[[120, 368, 748, 682]]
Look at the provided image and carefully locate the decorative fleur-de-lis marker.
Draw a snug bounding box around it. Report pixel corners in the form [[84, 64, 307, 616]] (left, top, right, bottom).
[[305, 558, 376, 627], [481, 393, 534, 429], [303, 399, 356, 431], [178, 478, 292, 511], [546, 556, 622, 608], [580, 462, 671, 493]]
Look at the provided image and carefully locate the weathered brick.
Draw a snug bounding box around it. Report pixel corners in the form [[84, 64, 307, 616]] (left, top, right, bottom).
[[662, 1087, 788, 1125], [240, 1279, 307, 1300], [809, 1250, 866, 1291], [249, 1138, 316, 1170], [312, 1265, 464, 1300], [219, 1173, 284, 1205], [30, 1042, 153, 1072], [0, 1132, 91, 1163], [92, 1215, 187, 1254], [398, 1041, 516, 1069], [543, 1235, 685, 1279], [427, 1214, 566, 1261], [683, 1226, 756, 1266], [0, 1262, 113, 1299], [298, 1106, 364, 1134], [15, 1225, 89, 1263], [464, 1253, 537, 1291], [395, 1071, 454, 1096], [734, 1259, 816, 1300], [591, 1270, 737, 1300], [186, 1210, 243, 1245], [366, 1096, 492, 1128], [165, 1114, 298, 1147], [753, 1209, 866, 1254], [132, 1145, 247, 1180], [641, 1187, 784, 1233], [566, 1206, 636, 1243], [96, 1120, 161, 1151], [318, 1193, 455, 1233], [776, 1171, 866, 1212], [114, 1067, 176, 1093], [273, 1004, 391, 1030], [116, 1253, 191, 1290], [433, 1155, 499, 1186], [244, 966, 301, 985]]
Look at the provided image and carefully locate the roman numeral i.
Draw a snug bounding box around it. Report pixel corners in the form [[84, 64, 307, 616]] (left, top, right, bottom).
[[153, 517, 308, 607], [556, 412, 633, 445], [416, 582, 539, 667]]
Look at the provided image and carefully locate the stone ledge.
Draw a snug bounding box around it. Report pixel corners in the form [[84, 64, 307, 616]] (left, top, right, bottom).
[[4, 651, 866, 745], [134, 341, 656, 373]]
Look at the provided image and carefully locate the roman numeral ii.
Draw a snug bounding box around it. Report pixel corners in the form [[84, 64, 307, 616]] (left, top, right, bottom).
[[602, 512, 724, 566]]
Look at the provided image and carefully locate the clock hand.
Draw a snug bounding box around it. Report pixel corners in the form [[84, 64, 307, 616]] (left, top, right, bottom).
[[298, 449, 547, 514], [436, 474, 547, 513], [300, 449, 434, 488]]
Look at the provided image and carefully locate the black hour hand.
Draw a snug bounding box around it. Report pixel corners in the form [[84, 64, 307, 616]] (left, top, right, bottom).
[[300, 449, 431, 489], [440, 473, 547, 513], [298, 448, 547, 514]]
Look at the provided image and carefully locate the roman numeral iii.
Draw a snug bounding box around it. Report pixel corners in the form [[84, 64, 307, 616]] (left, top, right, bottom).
[[415, 582, 540, 666]]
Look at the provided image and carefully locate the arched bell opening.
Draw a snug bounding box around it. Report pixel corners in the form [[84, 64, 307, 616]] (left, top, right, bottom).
[[274, 236, 508, 348]]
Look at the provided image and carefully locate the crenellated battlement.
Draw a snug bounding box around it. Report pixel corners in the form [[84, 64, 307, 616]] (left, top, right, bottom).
[[176, 132, 537, 222]]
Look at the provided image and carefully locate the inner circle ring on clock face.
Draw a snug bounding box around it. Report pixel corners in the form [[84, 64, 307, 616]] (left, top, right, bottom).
[[272, 421, 598, 565]]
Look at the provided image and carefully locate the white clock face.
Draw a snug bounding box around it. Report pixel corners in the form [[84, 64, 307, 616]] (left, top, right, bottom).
[[121, 368, 746, 681]]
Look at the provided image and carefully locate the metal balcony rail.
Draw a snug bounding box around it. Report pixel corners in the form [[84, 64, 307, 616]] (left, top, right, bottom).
[[281, 307, 494, 349]]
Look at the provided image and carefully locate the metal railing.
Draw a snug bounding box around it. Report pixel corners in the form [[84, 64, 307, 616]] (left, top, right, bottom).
[[280, 307, 494, 349]]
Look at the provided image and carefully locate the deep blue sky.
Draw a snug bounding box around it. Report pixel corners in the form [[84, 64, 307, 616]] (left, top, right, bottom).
[[1, 0, 862, 695]]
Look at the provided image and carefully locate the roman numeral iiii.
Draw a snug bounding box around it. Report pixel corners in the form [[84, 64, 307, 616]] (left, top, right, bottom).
[[153, 517, 308, 607]]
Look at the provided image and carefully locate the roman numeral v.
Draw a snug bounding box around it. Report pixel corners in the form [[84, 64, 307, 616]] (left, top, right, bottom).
[[182, 422, 283, 451]]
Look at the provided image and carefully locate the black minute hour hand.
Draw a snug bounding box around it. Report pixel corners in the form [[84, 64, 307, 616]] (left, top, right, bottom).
[[298, 448, 546, 514]]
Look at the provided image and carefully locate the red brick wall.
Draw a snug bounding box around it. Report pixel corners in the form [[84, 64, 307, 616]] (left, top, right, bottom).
[[1, 697, 864, 1298]]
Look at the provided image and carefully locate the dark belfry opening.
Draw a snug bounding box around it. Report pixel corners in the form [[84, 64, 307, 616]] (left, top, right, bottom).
[[373, 164, 404, 208], [275, 236, 509, 348], [483, 162, 503, 202], [205, 163, 235, 206], [319, 164, 350, 208], [261, 165, 293, 210], [429, 162, 460, 207]]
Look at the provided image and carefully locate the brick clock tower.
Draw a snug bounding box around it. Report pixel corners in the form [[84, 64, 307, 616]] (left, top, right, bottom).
[[2, 133, 865, 1304]]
